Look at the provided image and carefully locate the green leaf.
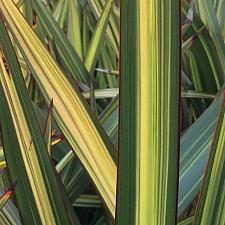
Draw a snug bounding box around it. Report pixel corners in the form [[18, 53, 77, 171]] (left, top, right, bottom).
[[31, 0, 90, 84], [116, 1, 180, 225], [178, 90, 224, 216], [182, 26, 205, 56], [178, 216, 194, 225], [0, 147, 6, 169], [0, 18, 75, 225], [82, 88, 118, 99], [181, 91, 215, 99], [53, 0, 69, 28], [0, 0, 117, 218], [67, 0, 83, 59], [182, 1, 224, 90], [43, 101, 53, 155], [197, 0, 225, 80], [193, 91, 225, 225], [82, 89, 215, 99], [88, 0, 119, 57], [56, 97, 119, 205], [84, 0, 114, 74], [56, 150, 74, 174], [72, 194, 101, 208], [94, 68, 119, 75]]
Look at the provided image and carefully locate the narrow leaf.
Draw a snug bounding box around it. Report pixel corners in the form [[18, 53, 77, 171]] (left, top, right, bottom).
[[31, 0, 90, 84], [0, 0, 117, 218], [0, 147, 6, 169], [117, 1, 180, 225], [43, 100, 53, 155], [85, 0, 114, 74], [88, 0, 119, 56], [53, 0, 69, 28], [0, 184, 15, 211], [178, 216, 194, 225], [67, 0, 83, 59], [182, 26, 205, 56], [197, 0, 225, 80], [0, 19, 75, 225], [178, 90, 224, 216], [193, 91, 225, 225]]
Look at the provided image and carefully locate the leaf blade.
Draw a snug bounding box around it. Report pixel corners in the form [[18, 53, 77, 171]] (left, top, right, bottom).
[[0, 0, 117, 218]]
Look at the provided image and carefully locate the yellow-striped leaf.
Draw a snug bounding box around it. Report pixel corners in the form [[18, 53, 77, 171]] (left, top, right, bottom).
[[193, 91, 225, 225], [0, 19, 75, 224], [85, 0, 114, 74], [0, 0, 117, 218], [43, 101, 53, 155], [67, 0, 83, 59], [117, 1, 180, 225]]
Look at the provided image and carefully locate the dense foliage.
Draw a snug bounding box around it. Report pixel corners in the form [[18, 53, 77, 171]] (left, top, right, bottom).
[[0, 0, 224, 225]]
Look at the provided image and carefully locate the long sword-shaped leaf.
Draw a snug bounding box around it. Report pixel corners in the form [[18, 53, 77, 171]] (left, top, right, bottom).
[[31, 0, 90, 84], [88, 0, 119, 57], [84, 0, 115, 110], [178, 89, 224, 216], [116, 1, 180, 225], [193, 91, 225, 225], [0, 21, 75, 225], [84, 0, 114, 74], [67, 0, 83, 59], [53, 0, 69, 28], [182, 1, 224, 89], [56, 97, 119, 205], [0, 0, 116, 218], [83, 88, 215, 99], [58, 88, 223, 219], [82, 86, 224, 217], [197, 0, 225, 80]]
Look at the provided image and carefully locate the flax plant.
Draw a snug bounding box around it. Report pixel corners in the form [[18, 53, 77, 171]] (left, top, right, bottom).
[[0, 0, 224, 225]]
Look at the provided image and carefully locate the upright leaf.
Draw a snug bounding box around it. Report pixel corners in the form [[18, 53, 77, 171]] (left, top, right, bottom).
[[0, 147, 6, 169], [117, 1, 180, 225], [53, 0, 69, 28], [84, 0, 114, 74], [43, 101, 53, 155], [88, 0, 119, 56], [67, 0, 83, 59], [31, 0, 90, 84], [197, 0, 225, 80], [193, 91, 225, 225]]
